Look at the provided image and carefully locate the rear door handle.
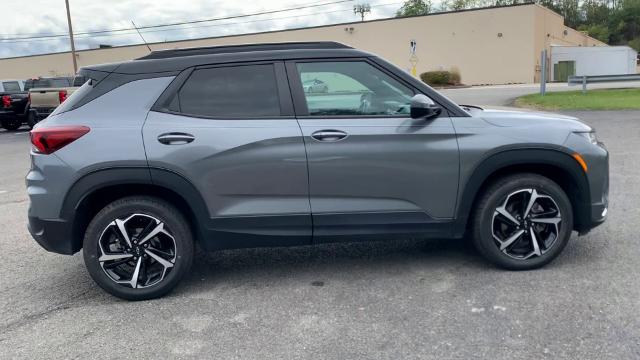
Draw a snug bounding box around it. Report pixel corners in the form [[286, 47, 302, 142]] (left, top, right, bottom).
[[311, 130, 348, 142], [157, 132, 195, 145]]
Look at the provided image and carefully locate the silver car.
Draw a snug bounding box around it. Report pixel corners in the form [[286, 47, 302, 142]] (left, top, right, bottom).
[[302, 78, 329, 93], [26, 42, 608, 300]]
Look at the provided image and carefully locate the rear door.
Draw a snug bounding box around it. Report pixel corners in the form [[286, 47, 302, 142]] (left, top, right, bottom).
[[143, 61, 311, 248], [286, 59, 460, 240]]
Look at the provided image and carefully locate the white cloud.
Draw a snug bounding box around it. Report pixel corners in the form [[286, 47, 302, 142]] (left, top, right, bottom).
[[0, 0, 402, 58]]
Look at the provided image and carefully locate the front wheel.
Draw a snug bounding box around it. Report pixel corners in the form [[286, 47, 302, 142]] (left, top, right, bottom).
[[83, 196, 194, 300], [471, 173, 573, 270]]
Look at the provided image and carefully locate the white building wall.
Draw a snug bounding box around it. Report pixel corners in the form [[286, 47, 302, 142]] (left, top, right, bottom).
[[550, 46, 637, 81]]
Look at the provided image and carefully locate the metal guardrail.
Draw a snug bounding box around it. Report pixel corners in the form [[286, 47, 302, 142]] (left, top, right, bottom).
[[568, 74, 640, 93]]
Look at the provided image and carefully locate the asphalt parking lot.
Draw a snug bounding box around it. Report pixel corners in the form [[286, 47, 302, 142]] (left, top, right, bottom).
[[1, 108, 639, 359]]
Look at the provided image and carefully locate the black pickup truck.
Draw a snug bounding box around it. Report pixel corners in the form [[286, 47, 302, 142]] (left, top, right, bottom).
[[0, 77, 77, 131], [0, 92, 29, 131], [0, 80, 29, 131]]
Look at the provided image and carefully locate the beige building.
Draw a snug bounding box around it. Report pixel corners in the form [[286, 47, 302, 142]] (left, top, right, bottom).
[[0, 3, 605, 85]]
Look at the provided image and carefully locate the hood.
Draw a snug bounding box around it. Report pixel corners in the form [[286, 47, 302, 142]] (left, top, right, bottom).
[[462, 106, 592, 132]]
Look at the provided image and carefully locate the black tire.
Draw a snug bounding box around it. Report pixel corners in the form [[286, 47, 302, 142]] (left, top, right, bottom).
[[27, 110, 38, 129], [1, 118, 21, 131], [83, 196, 194, 300], [471, 173, 573, 270]]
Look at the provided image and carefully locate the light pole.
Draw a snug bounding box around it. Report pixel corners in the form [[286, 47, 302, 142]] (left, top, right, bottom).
[[65, 0, 78, 74], [353, 3, 371, 22]]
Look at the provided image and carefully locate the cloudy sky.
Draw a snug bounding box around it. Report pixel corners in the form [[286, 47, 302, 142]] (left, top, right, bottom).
[[0, 0, 409, 58]]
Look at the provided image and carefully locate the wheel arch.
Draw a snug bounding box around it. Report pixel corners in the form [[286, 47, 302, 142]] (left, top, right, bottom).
[[61, 167, 209, 254], [453, 148, 591, 237]]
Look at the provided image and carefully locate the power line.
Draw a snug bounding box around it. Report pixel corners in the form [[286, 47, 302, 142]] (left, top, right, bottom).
[[0, 0, 353, 41], [0, 1, 402, 45]]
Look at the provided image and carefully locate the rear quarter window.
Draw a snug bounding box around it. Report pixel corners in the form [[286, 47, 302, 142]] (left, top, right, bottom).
[[50, 79, 94, 116], [2, 81, 21, 92]]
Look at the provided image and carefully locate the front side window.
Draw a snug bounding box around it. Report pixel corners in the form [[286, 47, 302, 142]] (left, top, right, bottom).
[[296, 61, 414, 116], [176, 64, 281, 118]]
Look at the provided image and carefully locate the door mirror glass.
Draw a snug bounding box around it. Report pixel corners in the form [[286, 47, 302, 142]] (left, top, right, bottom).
[[410, 94, 442, 119]]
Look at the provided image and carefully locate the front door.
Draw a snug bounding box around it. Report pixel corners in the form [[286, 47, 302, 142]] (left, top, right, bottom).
[[143, 62, 311, 249], [287, 60, 459, 240]]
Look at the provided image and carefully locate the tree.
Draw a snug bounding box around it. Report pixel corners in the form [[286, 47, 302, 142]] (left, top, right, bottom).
[[578, 23, 611, 42], [582, 0, 611, 25], [396, 0, 432, 16], [397, 0, 640, 50]]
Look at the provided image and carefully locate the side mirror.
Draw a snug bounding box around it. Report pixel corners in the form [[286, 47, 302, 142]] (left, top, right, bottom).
[[410, 94, 442, 119]]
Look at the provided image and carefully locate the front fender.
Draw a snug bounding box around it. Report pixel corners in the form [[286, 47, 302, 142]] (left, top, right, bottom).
[[452, 147, 590, 237]]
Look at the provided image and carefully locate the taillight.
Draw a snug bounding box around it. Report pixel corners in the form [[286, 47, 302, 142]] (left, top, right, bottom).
[[30, 126, 90, 154], [58, 90, 68, 103], [1, 95, 10, 108]]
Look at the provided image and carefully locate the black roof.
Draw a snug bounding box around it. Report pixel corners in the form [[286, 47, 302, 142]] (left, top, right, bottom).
[[84, 42, 366, 75], [77, 41, 469, 118], [137, 41, 352, 60]]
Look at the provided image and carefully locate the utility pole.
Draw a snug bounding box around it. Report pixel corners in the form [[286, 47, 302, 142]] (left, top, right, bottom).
[[353, 3, 371, 22], [65, 0, 78, 74]]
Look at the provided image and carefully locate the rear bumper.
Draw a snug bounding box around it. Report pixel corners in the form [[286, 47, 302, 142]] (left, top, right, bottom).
[[0, 109, 17, 118], [28, 215, 76, 255], [32, 107, 55, 119]]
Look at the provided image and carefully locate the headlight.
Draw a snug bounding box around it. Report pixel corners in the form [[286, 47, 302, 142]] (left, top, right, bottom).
[[574, 131, 598, 145]]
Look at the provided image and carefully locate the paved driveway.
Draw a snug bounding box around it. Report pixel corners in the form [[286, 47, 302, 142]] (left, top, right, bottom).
[[0, 110, 638, 359]]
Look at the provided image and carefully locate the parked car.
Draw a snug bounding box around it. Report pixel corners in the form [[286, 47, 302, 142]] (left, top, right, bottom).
[[27, 42, 609, 300], [0, 80, 29, 131], [26, 76, 77, 126], [302, 78, 329, 93]]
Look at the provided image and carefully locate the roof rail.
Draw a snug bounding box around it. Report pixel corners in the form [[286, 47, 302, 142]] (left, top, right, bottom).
[[137, 41, 352, 60]]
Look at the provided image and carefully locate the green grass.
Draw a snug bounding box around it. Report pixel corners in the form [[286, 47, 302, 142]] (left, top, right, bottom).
[[515, 88, 640, 110]]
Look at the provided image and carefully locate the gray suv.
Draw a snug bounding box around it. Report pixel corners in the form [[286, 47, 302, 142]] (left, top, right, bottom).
[[26, 42, 608, 300]]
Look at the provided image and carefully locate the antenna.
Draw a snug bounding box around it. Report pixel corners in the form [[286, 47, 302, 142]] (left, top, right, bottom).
[[131, 20, 152, 52]]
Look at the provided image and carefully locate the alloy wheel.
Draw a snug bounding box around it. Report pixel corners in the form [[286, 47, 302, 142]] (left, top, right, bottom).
[[491, 188, 562, 260], [98, 213, 177, 288]]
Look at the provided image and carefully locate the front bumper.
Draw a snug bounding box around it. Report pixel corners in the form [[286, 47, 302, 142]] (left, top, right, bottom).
[[585, 202, 607, 232], [28, 215, 76, 255]]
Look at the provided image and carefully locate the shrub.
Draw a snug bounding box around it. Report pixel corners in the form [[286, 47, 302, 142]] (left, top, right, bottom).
[[420, 71, 451, 86], [420, 69, 462, 86]]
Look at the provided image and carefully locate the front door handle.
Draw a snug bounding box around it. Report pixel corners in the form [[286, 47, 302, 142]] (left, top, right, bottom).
[[311, 130, 348, 142], [157, 132, 195, 145]]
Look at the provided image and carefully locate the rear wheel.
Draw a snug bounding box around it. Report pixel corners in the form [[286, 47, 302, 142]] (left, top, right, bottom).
[[83, 196, 194, 300], [1, 118, 21, 131], [27, 110, 38, 129], [471, 173, 573, 270]]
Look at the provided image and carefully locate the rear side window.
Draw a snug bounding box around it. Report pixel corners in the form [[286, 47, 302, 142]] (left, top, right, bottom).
[[175, 64, 281, 118], [2, 81, 21, 92], [26, 79, 51, 89], [72, 76, 87, 87], [51, 78, 71, 87]]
